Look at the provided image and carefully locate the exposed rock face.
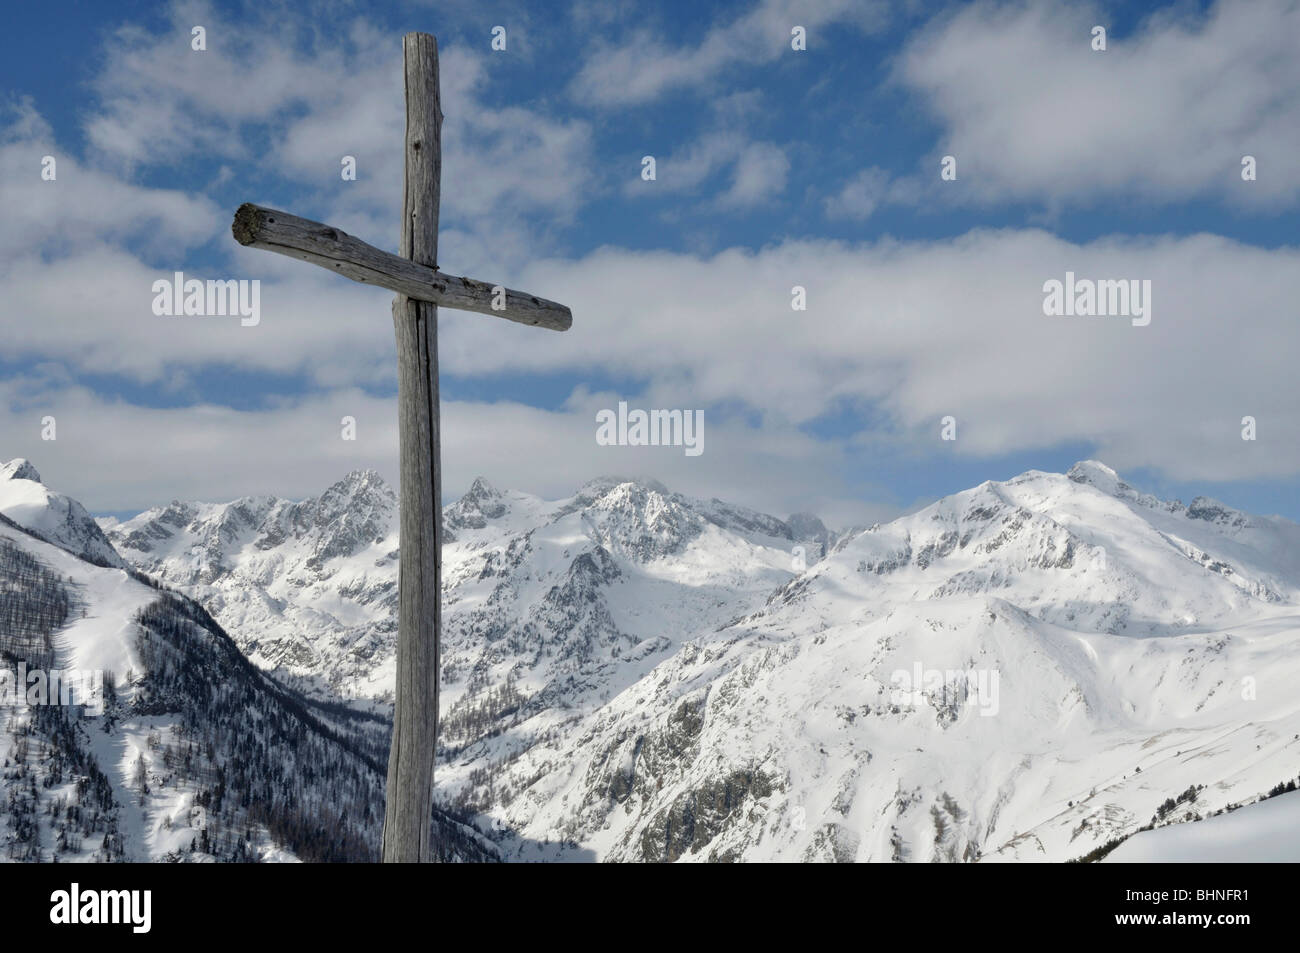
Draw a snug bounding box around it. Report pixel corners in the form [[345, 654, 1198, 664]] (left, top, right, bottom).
[[107, 473, 817, 700], [103, 462, 1300, 863]]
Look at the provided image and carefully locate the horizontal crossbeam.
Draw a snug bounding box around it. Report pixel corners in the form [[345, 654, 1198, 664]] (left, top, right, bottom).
[[232, 203, 571, 331]]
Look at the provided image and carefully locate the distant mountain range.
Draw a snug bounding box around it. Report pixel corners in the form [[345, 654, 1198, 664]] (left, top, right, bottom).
[[2, 456, 1298, 861], [104, 470, 833, 699]]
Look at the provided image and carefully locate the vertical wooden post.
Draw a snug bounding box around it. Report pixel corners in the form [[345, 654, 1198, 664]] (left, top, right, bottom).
[[383, 31, 442, 863]]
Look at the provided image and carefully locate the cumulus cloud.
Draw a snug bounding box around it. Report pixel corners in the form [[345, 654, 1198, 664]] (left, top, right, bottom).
[[8, 78, 1299, 493], [7, 100, 1300, 492], [0, 3, 596, 390], [82, 1, 595, 259], [895, 0, 1300, 209], [441, 228, 1300, 484], [85, 1, 344, 168], [0, 100, 220, 260]]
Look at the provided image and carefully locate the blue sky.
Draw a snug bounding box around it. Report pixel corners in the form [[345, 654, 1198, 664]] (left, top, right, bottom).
[[1, 0, 1298, 526]]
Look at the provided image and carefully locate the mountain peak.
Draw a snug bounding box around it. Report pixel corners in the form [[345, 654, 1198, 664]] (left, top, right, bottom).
[[578, 475, 671, 499], [2, 458, 42, 483], [341, 468, 388, 490], [445, 476, 508, 531], [464, 476, 501, 501], [316, 469, 394, 507], [0, 460, 125, 568], [1066, 460, 1126, 495]]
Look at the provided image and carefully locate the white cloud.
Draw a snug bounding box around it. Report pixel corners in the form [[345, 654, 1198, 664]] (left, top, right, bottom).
[[0, 3, 601, 390], [7, 75, 1299, 491], [627, 131, 789, 208], [1, 238, 403, 386], [438, 228, 1300, 484], [823, 166, 893, 220], [570, 0, 889, 106], [0, 375, 880, 527], [273, 44, 594, 233], [80, 1, 595, 260], [6, 0, 1298, 520], [718, 142, 790, 208], [895, 0, 1300, 208], [7, 112, 1300, 491], [85, 1, 345, 169], [0, 100, 220, 260]]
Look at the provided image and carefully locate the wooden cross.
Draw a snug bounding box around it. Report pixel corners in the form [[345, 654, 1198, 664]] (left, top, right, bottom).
[[230, 31, 571, 862]]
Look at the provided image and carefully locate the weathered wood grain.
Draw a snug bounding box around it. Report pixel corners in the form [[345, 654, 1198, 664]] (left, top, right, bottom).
[[232, 203, 572, 332], [382, 30, 443, 865]]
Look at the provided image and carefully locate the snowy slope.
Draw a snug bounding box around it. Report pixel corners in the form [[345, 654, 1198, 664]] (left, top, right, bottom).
[[1105, 789, 1300, 862], [440, 463, 1300, 862], [104, 459, 1300, 862], [0, 511, 208, 861], [1, 459, 125, 569]]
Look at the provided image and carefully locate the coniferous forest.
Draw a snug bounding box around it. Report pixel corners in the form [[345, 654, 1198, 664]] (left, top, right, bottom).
[[0, 522, 495, 862]]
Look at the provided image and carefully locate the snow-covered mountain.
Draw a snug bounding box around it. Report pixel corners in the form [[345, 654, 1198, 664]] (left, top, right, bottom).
[[1, 459, 125, 569], [102, 459, 1300, 862], [0, 461, 493, 863], [106, 469, 401, 695], [105, 471, 830, 699], [1105, 787, 1300, 862]]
